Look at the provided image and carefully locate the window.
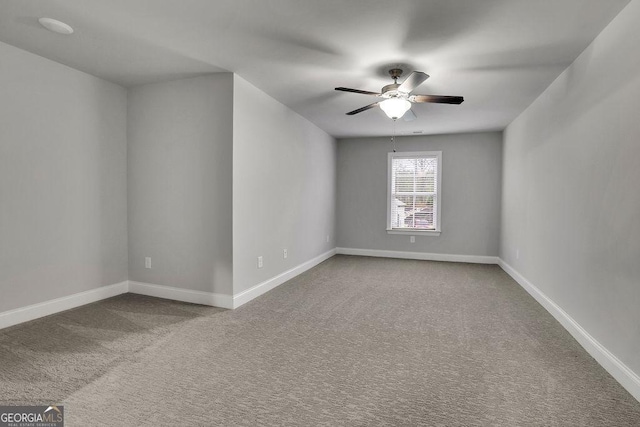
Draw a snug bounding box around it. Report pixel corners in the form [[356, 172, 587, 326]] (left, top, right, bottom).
[[387, 151, 442, 235]]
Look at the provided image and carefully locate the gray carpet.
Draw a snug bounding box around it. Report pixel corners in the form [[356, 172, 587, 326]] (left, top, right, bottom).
[[1, 255, 639, 426]]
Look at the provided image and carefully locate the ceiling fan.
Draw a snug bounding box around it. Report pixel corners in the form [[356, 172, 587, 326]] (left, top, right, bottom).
[[335, 68, 464, 120]]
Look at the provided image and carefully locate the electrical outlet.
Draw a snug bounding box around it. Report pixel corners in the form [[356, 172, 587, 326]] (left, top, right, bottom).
[[326, 235, 330, 243], [283, 249, 288, 259], [257, 256, 263, 268], [516, 248, 520, 260], [410, 236, 415, 243], [145, 257, 152, 269]]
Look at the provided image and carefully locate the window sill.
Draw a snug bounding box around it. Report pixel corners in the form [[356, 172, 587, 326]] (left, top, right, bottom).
[[386, 229, 441, 236]]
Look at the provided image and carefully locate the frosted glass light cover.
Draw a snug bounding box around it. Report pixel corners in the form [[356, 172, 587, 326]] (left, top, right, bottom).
[[380, 98, 411, 119]]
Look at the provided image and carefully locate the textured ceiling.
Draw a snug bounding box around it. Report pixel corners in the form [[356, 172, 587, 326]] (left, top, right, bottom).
[[0, 0, 631, 138]]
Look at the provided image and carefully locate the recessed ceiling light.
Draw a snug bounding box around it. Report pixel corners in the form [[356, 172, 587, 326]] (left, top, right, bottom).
[[38, 18, 74, 35]]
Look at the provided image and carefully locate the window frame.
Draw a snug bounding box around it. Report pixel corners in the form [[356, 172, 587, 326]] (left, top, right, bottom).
[[386, 151, 442, 236]]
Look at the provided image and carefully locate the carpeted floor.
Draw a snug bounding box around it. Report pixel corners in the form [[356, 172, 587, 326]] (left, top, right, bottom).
[[1, 255, 639, 426]]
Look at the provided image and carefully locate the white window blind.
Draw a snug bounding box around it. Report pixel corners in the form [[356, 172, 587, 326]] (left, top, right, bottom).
[[387, 151, 442, 233]]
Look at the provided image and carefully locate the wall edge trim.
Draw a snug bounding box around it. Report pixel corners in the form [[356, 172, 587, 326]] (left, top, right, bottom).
[[0, 281, 129, 330], [232, 249, 337, 308], [335, 247, 498, 264], [498, 258, 640, 403], [128, 281, 233, 309]]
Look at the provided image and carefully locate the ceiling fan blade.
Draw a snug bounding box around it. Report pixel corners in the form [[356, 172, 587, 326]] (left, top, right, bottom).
[[411, 95, 464, 104], [335, 87, 381, 96], [346, 102, 380, 115], [403, 109, 417, 122], [398, 71, 429, 93]]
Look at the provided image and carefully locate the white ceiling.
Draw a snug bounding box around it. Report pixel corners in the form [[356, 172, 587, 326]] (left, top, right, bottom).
[[0, 0, 631, 138]]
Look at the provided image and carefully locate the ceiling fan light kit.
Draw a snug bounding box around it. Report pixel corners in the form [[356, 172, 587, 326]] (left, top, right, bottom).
[[380, 98, 411, 120], [336, 68, 463, 121]]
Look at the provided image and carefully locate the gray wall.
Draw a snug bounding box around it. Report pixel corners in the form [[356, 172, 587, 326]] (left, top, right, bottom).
[[501, 0, 640, 375], [127, 74, 234, 295], [232, 76, 337, 294], [0, 41, 128, 312], [336, 132, 502, 256]]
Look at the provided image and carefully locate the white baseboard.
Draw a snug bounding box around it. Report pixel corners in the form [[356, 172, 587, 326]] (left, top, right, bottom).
[[233, 249, 337, 309], [498, 259, 640, 403], [128, 249, 337, 310], [0, 248, 335, 326], [0, 281, 129, 330], [128, 281, 233, 309], [336, 247, 498, 264]]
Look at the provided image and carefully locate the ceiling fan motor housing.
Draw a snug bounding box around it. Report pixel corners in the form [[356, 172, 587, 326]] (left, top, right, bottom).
[[382, 83, 402, 98]]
